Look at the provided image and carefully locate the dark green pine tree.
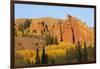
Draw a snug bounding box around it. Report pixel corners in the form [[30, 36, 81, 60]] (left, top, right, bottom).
[[76, 41, 82, 63], [35, 48, 40, 64], [66, 48, 71, 63], [83, 42, 88, 63], [41, 46, 48, 64], [51, 58, 55, 64]]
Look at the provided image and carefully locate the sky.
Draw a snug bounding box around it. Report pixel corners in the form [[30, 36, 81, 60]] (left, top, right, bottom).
[[15, 4, 94, 27]]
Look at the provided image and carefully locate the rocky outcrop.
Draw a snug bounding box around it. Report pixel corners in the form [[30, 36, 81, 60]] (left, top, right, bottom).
[[15, 15, 94, 45]]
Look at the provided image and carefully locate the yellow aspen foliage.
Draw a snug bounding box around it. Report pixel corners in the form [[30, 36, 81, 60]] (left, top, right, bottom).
[[16, 31, 23, 37], [15, 42, 85, 64]]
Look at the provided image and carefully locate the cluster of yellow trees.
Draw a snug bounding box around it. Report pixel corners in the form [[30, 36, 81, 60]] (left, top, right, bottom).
[[15, 42, 75, 64], [46, 42, 75, 57], [15, 41, 95, 65]]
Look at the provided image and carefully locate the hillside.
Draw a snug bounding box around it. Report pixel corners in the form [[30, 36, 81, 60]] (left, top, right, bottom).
[[15, 15, 94, 47]]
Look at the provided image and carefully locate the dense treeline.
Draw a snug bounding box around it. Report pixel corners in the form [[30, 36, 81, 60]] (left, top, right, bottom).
[[15, 42, 95, 66]]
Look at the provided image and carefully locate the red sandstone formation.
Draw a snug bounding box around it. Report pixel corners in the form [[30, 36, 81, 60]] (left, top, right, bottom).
[[15, 15, 94, 45]]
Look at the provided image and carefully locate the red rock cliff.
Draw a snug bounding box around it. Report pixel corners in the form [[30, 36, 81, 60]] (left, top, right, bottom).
[[15, 15, 94, 45]]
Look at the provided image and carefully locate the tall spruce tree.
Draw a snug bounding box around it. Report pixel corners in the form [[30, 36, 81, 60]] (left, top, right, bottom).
[[35, 48, 40, 64], [41, 46, 48, 64], [76, 41, 82, 63], [51, 58, 55, 64], [83, 42, 88, 62], [66, 48, 71, 63]]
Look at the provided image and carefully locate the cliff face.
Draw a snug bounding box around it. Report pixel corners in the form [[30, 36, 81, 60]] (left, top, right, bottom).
[[63, 15, 94, 45], [15, 15, 94, 45]]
